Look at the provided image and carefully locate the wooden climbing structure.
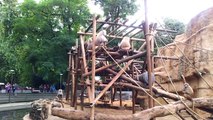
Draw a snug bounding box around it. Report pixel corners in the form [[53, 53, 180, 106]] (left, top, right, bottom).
[[64, 1, 204, 119]]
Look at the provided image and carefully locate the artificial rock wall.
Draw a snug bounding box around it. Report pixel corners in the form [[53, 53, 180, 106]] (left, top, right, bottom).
[[155, 7, 213, 98]]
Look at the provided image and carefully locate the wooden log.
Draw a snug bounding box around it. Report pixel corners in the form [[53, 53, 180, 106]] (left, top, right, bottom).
[[105, 17, 120, 32], [83, 51, 146, 77], [133, 97, 213, 120], [89, 20, 177, 33], [154, 56, 180, 60], [108, 19, 129, 35], [85, 15, 100, 33], [152, 86, 184, 100], [80, 35, 92, 102], [115, 82, 183, 101], [91, 15, 97, 120], [52, 108, 90, 120], [78, 32, 145, 42], [52, 98, 213, 120], [52, 107, 132, 120], [92, 60, 133, 106], [106, 69, 140, 87], [96, 16, 111, 32]]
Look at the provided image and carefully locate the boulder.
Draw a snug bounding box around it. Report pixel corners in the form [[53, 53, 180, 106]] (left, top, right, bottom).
[[29, 99, 50, 120]]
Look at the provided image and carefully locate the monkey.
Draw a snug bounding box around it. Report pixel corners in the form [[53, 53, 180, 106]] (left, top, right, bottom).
[[181, 75, 195, 111], [55, 89, 64, 108], [95, 30, 108, 46], [182, 83, 194, 100], [118, 37, 131, 50], [136, 71, 156, 88], [85, 30, 108, 50], [85, 38, 93, 50], [57, 89, 63, 100], [149, 23, 157, 31], [181, 75, 194, 100]]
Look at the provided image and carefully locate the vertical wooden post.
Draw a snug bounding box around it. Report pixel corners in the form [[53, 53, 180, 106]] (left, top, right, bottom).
[[80, 84, 85, 110], [79, 35, 92, 102], [144, 0, 154, 108], [90, 14, 96, 120], [66, 51, 71, 100], [71, 52, 75, 107], [110, 87, 114, 105], [91, 60, 133, 105], [132, 63, 136, 113], [119, 87, 122, 107], [132, 90, 136, 113], [66, 70, 70, 100], [74, 51, 79, 110]]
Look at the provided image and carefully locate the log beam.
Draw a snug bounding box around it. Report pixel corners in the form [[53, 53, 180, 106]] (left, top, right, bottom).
[[91, 60, 133, 106], [52, 98, 213, 120], [133, 97, 213, 120], [83, 51, 146, 77], [115, 82, 183, 101], [80, 35, 92, 102]]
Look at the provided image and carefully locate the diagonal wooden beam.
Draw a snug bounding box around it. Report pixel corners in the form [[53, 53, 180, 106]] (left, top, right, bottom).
[[85, 15, 100, 33], [91, 60, 133, 106], [108, 19, 129, 35], [83, 51, 146, 77], [106, 68, 139, 85], [106, 17, 120, 31], [96, 16, 111, 32]]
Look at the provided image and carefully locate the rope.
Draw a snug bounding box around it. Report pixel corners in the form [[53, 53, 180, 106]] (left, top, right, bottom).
[[174, 40, 213, 53], [155, 19, 213, 90], [154, 37, 204, 119], [101, 46, 182, 120], [154, 19, 208, 119]]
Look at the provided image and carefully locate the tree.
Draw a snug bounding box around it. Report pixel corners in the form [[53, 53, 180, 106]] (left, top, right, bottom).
[[94, 0, 138, 20], [93, 0, 138, 48], [0, 0, 20, 83], [155, 18, 185, 47], [0, 0, 90, 86]]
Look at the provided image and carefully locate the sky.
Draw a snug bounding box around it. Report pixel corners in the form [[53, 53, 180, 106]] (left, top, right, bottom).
[[18, 0, 213, 24], [88, 0, 213, 24]]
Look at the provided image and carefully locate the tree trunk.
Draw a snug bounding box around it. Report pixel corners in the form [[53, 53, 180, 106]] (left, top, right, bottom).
[[52, 108, 133, 120], [133, 97, 213, 120], [115, 82, 184, 100], [52, 98, 213, 120]]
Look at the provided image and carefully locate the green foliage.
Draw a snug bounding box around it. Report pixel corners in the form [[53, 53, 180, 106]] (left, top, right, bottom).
[[155, 18, 185, 47], [94, 0, 138, 20], [0, 0, 90, 87]]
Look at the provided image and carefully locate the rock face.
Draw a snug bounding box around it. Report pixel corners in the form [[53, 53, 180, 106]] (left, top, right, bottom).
[[155, 7, 213, 98], [29, 99, 50, 120]]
